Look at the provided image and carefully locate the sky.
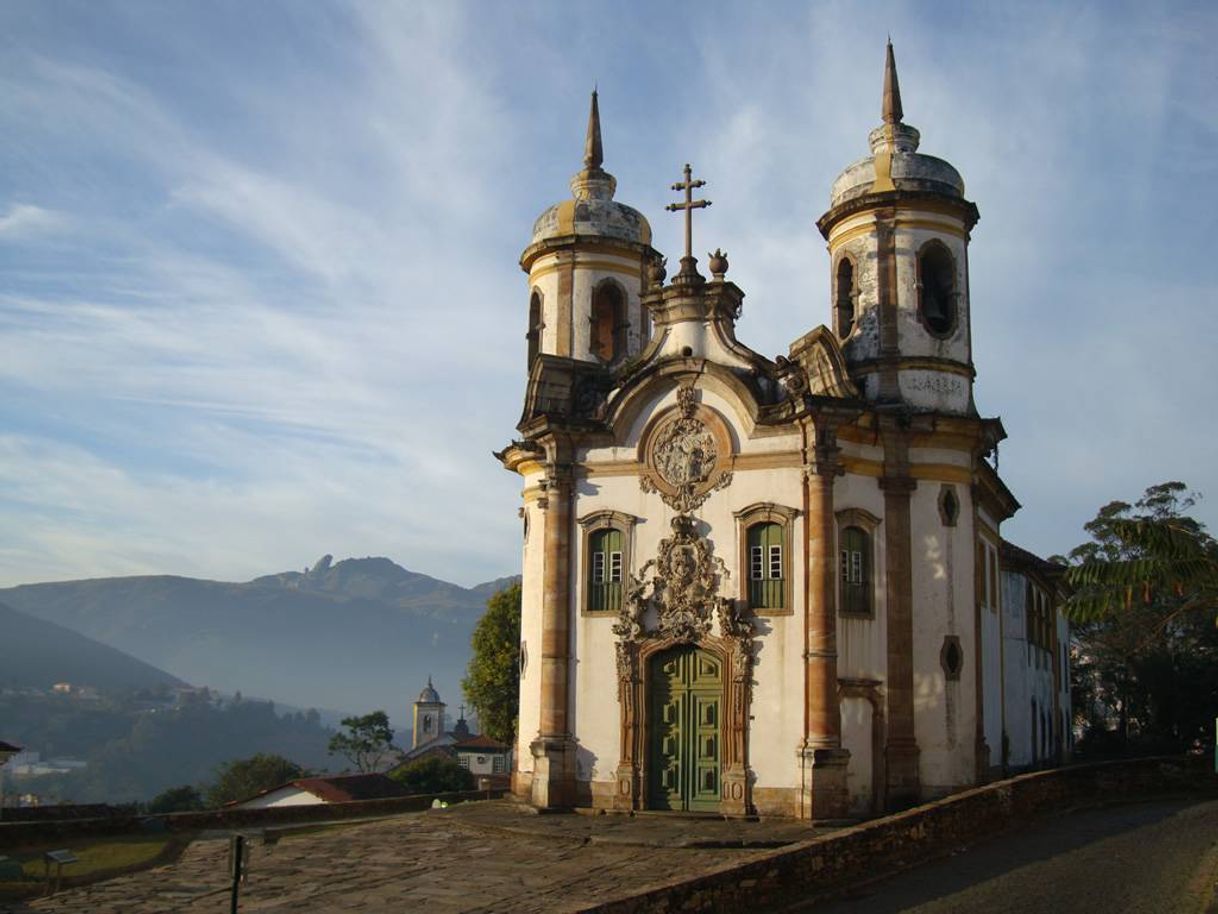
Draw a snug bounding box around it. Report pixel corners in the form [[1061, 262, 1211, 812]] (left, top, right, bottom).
[[1, 0, 1215, 590]]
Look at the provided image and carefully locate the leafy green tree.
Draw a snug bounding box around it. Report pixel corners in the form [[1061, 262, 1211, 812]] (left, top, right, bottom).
[[327, 711, 395, 772], [389, 755, 474, 794], [206, 753, 303, 807], [462, 583, 521, 744], [1064, 482, 1218, 755], [147, 784, 204, 814]]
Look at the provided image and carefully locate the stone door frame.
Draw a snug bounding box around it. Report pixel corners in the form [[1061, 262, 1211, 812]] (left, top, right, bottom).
[[613, 633, 753, 816]]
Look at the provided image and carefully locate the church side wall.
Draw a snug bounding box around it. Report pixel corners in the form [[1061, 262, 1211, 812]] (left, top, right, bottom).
[[909, 473, 978, 795], [834, 471, 889, 681]]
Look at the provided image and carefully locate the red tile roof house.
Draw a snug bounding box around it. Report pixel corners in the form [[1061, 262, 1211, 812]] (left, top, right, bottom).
[[235, 773, 409, 809]]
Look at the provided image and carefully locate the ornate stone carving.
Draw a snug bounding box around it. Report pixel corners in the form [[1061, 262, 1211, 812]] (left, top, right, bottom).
[[639, 385, 733, 513]]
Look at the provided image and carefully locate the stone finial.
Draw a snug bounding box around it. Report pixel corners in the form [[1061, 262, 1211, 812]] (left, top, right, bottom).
[[708, 248, 728, 279], [584, 89, 604, 170], [882, 39, 903, 125]]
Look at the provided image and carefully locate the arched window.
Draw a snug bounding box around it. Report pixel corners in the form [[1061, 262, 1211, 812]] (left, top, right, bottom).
[[587, 527, 624, 612], [526, 290, 543, 369], [590, 281, 625, 363], [747, 522, 785, 610], [918, 242, 957, 336], [835, 257, 856, 337], [840, 525, 872, 615]]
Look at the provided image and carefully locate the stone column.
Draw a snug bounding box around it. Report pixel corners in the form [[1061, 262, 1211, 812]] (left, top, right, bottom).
[[530, 452, 577, 809], [880, 427, 920, 805], [799, 422, 850, 820]]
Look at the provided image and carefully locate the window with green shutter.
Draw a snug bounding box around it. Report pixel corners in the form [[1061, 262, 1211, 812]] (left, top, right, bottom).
[[588, 527, 624, 612], [747, 522, 784, 610], [840, 525, 872, 615]]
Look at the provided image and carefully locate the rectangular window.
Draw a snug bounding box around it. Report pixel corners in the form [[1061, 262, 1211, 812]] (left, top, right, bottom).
[[457, 756, 470, 770], [492, 754, 506, 773], [592, 551, 605, 585], [750, 545, 764, 581], [609, 551, 622, 583], [768, 544, 783, 580]]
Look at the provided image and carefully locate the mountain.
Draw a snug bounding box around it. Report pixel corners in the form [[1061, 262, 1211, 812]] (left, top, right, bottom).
[[0, 557, 519, 719], [0, 600, 185, 692]]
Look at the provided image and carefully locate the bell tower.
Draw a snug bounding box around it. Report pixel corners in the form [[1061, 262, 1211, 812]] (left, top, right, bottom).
[[817, 42, 980, 415], [520, 91, 657, 373], [411, 677, 445, 749]]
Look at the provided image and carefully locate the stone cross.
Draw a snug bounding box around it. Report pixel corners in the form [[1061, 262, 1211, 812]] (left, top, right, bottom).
[[665, 163, 711, 276]]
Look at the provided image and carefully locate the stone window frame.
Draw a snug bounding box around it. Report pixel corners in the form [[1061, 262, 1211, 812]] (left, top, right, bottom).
[[733, 502, 799, 617], [937, 484, 960, 527], [589, 277, 629, 365], [577, 509, 638, 616], [940, 634, 964, 681], [914, 238, 960, 339], [833, 251, 860, 340], [527, 287, 545, 369], [836, 506, 882, 619]]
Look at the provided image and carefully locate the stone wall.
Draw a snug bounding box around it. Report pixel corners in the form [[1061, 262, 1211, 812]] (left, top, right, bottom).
[[0, 789, 504, 850], [583, 757, 1217, 913]]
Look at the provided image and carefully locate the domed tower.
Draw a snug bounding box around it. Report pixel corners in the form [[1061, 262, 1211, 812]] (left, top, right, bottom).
[[520, 91, 657, 372], [411, 677, 445, 749], [817, 42, 980, 415]]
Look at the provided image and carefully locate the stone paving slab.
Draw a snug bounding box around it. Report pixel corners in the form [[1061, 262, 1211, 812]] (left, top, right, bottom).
[[0, 801, 833, 913]]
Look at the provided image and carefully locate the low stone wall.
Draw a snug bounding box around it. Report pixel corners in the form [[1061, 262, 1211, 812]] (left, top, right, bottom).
[[584, 756, 1218, 914], [0, 788, 504, 850]]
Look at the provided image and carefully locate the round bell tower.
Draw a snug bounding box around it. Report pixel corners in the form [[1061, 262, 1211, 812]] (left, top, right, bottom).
[[817, 42, 980, 415], [520, 91, 658, 373]]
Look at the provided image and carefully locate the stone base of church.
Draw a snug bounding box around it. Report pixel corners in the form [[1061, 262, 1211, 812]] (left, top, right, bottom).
[[884, 739, 922, 810], [511, 768, 533, 802], [529, 736, 578, 809], [799, 746, 851, 821], [752, 787, 801, 818], [721, 764, 751, 817]]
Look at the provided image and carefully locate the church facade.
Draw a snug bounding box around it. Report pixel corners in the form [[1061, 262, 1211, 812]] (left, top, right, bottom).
[[497, 44, 1069, 819]]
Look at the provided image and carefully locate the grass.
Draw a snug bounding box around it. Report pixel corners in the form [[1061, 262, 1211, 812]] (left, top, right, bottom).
[[0, 834, 181, 897]]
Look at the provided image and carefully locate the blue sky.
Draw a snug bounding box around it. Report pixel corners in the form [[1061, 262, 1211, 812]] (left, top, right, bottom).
[[1, 0, 1215, 589]]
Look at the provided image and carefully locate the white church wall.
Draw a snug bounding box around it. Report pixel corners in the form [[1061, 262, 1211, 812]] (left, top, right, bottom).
[[909, 479, 977, 793], [980, 589, 1004, 770], [515, 474, 547, 776]]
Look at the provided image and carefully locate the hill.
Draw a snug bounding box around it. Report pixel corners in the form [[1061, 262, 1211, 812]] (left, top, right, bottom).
[[0, 600, 185, 692], [0, 557, 519, 717]]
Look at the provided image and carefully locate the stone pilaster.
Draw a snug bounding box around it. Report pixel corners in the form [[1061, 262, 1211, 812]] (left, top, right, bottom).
[[530, 452, 577, 809], [800, 421, 850, 820], [880, 427, 920, 805]]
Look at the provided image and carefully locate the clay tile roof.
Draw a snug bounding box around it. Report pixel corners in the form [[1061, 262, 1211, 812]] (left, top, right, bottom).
[[0, 740, 22, 753], [291, 773, 408, 803], [1000, 539, 1066, 578], [452, 734, 510, 752]]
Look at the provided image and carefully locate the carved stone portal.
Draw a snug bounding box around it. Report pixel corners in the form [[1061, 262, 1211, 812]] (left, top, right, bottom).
[[612, 514, 756, 815], [639, 385, 733, 513]]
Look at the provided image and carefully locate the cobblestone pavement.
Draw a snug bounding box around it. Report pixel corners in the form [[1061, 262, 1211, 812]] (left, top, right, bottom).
[[0, 801, 833, 913]]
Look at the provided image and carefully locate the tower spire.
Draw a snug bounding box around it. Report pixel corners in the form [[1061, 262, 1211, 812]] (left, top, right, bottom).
[[882, 39, 903, 125], [584, 89, 603, 170]]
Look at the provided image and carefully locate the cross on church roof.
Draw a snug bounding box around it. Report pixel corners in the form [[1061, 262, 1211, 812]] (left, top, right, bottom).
[[665, 163, 711, 279]]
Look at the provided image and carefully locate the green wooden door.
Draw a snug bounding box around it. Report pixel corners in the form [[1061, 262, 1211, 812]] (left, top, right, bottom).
[[647, 646, 722, 812]]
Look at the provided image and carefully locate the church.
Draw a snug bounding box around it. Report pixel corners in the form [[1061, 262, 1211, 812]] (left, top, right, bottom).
[[496, 43, 1070, 820]]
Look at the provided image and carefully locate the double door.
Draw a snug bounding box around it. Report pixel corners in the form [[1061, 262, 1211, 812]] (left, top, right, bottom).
[[647, 646, 722, 812]]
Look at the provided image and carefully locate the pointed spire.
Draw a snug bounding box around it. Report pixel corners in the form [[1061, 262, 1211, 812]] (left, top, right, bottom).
[[882, 39, 903, 125], [584, 89, 604, 170]]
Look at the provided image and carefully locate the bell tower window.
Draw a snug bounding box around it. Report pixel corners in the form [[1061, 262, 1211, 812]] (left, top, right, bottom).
[[591, 281, 625, 363], [835, 257, 856, 337], [526, 290, 543, 369], [918, 242, 957, 337]]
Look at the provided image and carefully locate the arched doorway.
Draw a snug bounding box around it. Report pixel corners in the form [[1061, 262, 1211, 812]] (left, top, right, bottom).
[[646, 645, 722, 811]]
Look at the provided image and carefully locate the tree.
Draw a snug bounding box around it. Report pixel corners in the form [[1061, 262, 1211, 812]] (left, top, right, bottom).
[[389, 755, 474, 795], [327, 711, 395, 772], [147, 784, 204, 814], [1064, 482, 1218, 755], [462, 583, 521, 744], [206, 753, 303, 807]]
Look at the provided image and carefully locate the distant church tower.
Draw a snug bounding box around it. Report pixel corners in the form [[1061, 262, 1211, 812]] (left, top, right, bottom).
[[411, 677, 445, 749], [521, 90, 658, 373], [817, 41, 980, 415]]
